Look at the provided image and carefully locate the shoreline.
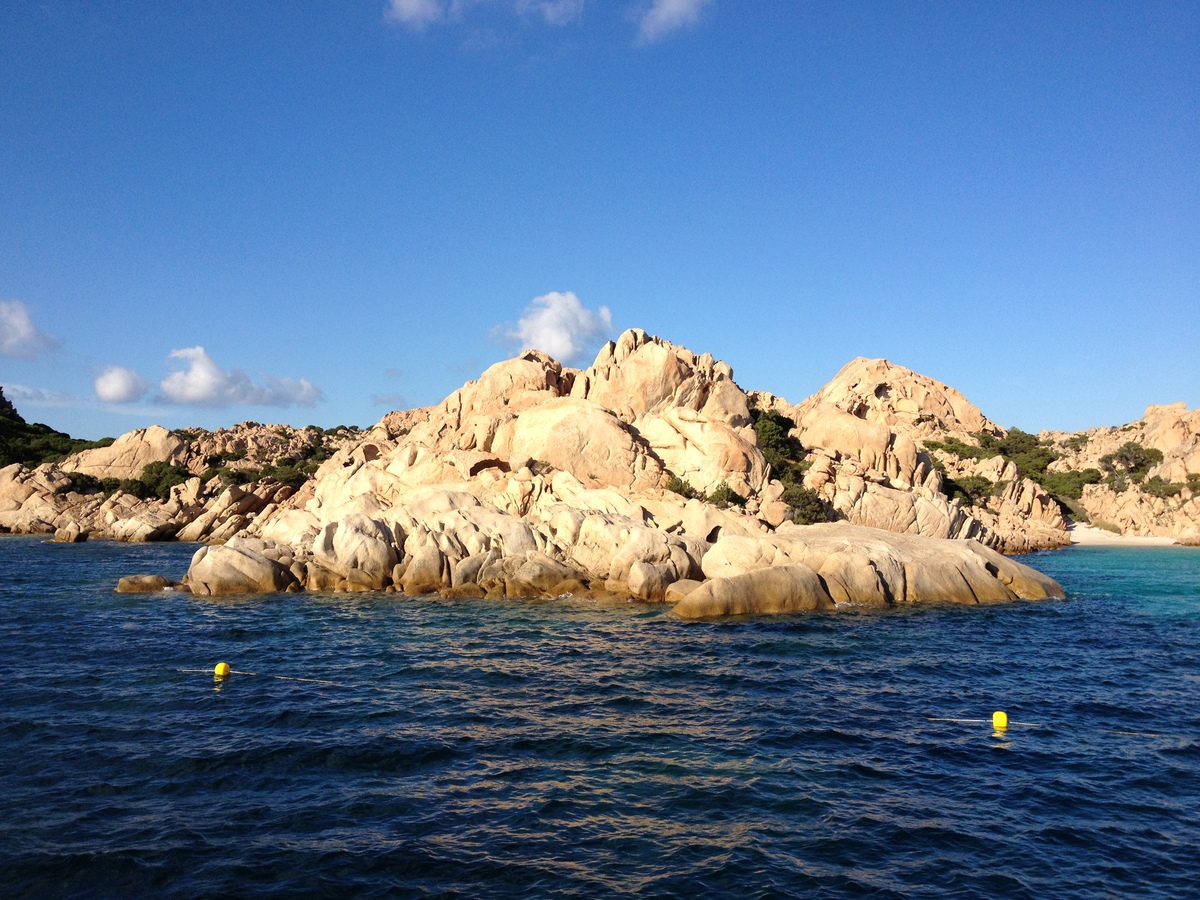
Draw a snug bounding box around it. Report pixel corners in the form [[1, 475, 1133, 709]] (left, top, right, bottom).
[[1067, 523, 1179, 547]]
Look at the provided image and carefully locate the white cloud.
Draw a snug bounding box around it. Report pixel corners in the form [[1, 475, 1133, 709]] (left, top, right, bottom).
[[506, 291, 613, 363], [386, 0, 446, 28], [387, 0, 584, 29], [94, 366, 150, 404], [516, 0, 585, 26], [5, 383, 74, 407], [160, 346, 322, 408], [636, 0, 712, 43], [0, 300, 60, 359]]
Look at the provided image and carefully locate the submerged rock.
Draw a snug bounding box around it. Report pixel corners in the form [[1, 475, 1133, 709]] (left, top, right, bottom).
[[116, 574, 179, 593]]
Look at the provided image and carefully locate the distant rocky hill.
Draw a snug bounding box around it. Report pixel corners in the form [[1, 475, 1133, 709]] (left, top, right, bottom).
[[2, 329, 1195, 613], [1041, 403, 1200, 543]]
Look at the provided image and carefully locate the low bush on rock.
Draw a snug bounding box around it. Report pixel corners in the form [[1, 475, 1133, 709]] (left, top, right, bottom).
[[1142, 476, 1184, 499], [139, 461, 192, 500], [751, 409, 811, 485], [782, 482, 828, 524], [665, 474, 699, 499], [55, 472, 103, 495], [1039, 468, 1103, 500], [706, 481, 746, 509], [1100, 441, 1163, 484], [926, 427, 1111, 512]]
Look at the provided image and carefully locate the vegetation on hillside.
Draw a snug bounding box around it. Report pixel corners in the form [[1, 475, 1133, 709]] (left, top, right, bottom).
[[749, 408, 829, 525], [923, 426, 1191, 512], [0, 389, 115, 468]]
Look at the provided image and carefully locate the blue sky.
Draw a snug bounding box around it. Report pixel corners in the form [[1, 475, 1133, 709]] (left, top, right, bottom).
[[1, 0, 1196, 439]]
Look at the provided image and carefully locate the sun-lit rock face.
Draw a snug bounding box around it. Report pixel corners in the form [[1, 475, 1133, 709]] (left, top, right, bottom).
[[60, 426, 188, 481], [3, 328, 1086, 611], [790, 357, 1001, 441], [1041, 401, 1200, 544], [673, 522, 1063, 618], [750, 359, 1067, 555]]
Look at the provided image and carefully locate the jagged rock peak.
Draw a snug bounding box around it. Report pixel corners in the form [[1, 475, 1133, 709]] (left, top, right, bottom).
[[794, 356, 1001, 439], [571, 328, 748, 428]]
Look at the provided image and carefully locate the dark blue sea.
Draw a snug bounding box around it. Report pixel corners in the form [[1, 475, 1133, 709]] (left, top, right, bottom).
[[2, 537, 1198, 898]]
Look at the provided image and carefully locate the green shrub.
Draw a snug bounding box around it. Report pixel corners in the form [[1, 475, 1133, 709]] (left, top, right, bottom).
[[781, 483, 828, 524], [1099, 442, 1163, 479], [0, 412, 116, 469], [1065, 434, 1089, 452], [988, 428, 1057, 478], [139, 461, 192, 500], [1188, 473, 1200, 493], [1142, 476, 1184, 499], [665, 474, 699, 499], [117, 478, 152, 499], [923, 437, 995, 462], [56, 472, 103, 495], [257, 463, 309, 490], [1039, 468, 1102, 500], [956, 475, 999, 503], [751, 407, 813, 487], [705, 481, 746, 508]]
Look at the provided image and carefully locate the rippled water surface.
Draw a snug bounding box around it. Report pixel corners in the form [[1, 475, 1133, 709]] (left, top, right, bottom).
[[2, 538, 1198, 898]]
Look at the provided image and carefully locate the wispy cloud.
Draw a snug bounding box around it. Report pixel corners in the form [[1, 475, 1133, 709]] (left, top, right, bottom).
[[94, 366, 150, 404], [5, 383, 74, 407], [0, 300, 60, 360], [503, 291, 613, 364], [636, 0, 712, 43], [371, 392, 410, 408], [385, 0, 586, 30], [386, 0, 445, 28], [516, 0, 585, 26], [159, 346, 322, 408]]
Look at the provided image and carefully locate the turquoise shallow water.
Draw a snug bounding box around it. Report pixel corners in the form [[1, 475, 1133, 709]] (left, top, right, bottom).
[[1, 538, 1198, 898]]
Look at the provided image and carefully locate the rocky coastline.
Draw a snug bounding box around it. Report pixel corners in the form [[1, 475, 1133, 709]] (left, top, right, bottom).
[[4, 328, 1197, 615]]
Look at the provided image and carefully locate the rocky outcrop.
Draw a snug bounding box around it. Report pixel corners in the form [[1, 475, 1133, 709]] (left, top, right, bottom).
[[1042, 402, 1200, 543], [786, 357, 1001, 440], [61, 426, 187, 480], [676, 522, 1062, 618], [185, 537, 301, 596], [8, 331, 1087, 615], [756, 359, 1068, 553]]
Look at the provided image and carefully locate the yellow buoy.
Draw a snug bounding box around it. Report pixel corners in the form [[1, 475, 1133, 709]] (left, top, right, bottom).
[[992, 710, 1008, 730], [214, 662, 232, 678]]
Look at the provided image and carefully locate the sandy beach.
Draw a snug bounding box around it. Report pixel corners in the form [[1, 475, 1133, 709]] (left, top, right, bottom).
[[1068, 523, 1179, 546]]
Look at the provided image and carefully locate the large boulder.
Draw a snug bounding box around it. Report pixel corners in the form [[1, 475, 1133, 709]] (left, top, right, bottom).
[[311, 513, 398, 590], [676, 522, 1063, 618], [61, 426, 187, 480], [186, 537, 299, 596], [490, 397, 663, 490]]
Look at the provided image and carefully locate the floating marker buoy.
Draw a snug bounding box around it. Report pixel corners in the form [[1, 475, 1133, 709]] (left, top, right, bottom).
[[214, 662, 231, 678], [992, 710, 1008, 730]]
